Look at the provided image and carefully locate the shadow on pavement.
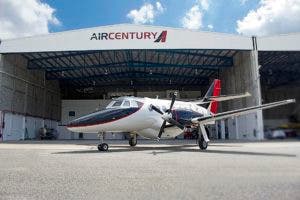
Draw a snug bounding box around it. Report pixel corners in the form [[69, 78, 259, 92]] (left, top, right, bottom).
[[53, 144, 296, 157]]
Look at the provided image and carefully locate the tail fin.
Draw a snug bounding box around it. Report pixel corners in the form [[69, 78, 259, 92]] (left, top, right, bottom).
[[204, 79, 221, 114]]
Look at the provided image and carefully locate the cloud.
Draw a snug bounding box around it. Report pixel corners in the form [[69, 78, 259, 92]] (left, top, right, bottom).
[[156, 2, 164, 13], [236, 0, 300, 36], [198, 0, 209, 10], [0, 0, 60, 39], [181, 5, 203, 30], [181, 0, 210, 30], [127, 1, 164, 24]]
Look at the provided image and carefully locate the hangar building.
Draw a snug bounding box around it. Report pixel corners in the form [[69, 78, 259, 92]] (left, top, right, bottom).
[[0, 24, 299, 141]]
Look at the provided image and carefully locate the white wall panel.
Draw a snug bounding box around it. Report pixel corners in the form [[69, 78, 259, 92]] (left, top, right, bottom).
[[25, 116, 36, 139], [257, 33, 300, 51], [0, 24, 253, 53], [3, 113, 25, 140]]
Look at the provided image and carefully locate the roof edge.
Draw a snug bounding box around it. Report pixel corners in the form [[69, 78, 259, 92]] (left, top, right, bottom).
[[0, 23, 252, 42]]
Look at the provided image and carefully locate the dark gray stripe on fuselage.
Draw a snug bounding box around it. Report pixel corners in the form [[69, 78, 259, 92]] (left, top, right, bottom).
[[67, 107, 140, 127]]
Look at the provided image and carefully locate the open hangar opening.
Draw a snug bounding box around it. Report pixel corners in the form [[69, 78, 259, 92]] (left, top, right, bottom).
[[0, 24, 299, 141]]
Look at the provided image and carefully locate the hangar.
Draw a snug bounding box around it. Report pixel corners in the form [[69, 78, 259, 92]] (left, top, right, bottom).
[[0, 24, 299, 141]]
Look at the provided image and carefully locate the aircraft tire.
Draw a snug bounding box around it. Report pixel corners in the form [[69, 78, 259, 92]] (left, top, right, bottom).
[[98, 143, 109, 151], [198, 137, 208, 150], [129, 137, 137, 147]]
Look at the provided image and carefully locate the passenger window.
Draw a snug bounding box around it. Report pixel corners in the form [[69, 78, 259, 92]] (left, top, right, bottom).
[[123, 100, 130, 107]]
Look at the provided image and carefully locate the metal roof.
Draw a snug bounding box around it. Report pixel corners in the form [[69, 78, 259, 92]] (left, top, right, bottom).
[[22, 49, 236, 93], [259, 51, 300, 88]]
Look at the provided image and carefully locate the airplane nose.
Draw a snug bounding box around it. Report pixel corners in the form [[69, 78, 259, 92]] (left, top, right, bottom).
[[66, 107, 140, 128]]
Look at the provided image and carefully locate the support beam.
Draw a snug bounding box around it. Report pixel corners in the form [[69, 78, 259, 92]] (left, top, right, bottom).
[[46, 70, 210, 81]]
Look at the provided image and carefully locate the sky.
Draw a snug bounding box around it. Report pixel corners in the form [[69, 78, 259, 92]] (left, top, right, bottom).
[[0, 0, 300, 39]]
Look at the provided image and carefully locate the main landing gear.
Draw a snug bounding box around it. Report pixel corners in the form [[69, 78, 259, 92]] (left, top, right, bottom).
[[197, 125, 209, 150], [97, 132, 109, 151], [129, 134, 137, 147], [198, 136, 208, 150]]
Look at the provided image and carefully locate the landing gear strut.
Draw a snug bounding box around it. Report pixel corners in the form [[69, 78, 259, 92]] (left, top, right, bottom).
[[198, 136, 208, 150], [197, 125, 209, 150], [97, 132, 109, 151], [129, 134, 137, 147]]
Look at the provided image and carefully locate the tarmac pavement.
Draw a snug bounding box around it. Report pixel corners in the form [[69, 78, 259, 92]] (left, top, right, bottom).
[[0, 139, 299, 200]]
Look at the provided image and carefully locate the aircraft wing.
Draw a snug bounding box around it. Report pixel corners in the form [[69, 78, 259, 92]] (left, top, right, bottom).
[[191, 99, 295, 124], [190, 92, 251, 105]]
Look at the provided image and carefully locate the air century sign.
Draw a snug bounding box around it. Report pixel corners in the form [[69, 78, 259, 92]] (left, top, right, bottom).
[[90, 30, 167, 43]]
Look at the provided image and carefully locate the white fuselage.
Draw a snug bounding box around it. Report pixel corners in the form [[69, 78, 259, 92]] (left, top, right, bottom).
[[67, 97, 210, 139]]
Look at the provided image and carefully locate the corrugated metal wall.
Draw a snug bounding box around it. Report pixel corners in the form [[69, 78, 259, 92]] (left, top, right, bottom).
[[0, 54, 61, 121], [0, 54, 61, 141]]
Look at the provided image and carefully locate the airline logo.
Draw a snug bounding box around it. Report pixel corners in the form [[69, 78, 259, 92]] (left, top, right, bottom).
[[90, 30, 167, 43]]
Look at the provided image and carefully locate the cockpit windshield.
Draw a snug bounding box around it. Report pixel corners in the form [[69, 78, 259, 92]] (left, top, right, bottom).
[[106, 99, 142, 109]]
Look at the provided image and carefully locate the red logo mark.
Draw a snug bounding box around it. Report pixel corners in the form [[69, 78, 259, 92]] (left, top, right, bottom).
[[154, 31, 167, 43]]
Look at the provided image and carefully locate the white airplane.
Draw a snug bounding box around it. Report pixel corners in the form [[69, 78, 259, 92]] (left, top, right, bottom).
[[67, 79, 295, 151]]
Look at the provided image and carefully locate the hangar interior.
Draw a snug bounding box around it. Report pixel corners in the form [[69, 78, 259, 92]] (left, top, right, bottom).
[[0, 24, 299, 141]]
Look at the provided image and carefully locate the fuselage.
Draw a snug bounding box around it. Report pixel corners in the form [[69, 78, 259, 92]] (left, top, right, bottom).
[[67, 97, 210, 139]]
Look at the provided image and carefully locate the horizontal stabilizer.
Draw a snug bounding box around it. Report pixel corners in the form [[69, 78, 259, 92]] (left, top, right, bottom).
[[191, 92, 251, 105]]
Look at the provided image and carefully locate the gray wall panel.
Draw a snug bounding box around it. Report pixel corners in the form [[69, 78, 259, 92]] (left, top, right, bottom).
[[0, 54, 61, 120]]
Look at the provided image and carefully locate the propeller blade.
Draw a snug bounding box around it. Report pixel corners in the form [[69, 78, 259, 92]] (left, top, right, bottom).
[[168, 118, 184, 130], [168, 92, 177, 113], [150, 104, 164, 115], [158, 120, 167, 139]]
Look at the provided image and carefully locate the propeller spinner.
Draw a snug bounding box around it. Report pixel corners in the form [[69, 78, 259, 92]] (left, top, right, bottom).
[[150, 92, 184, 139]]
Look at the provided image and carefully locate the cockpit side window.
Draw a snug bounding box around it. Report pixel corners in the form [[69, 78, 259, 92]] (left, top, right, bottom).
[[112, 101, 123, 107], [123, 100, 130, 107]]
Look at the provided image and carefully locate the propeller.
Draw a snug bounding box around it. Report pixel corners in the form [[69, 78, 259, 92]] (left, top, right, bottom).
[[150, 92, 184, 139]]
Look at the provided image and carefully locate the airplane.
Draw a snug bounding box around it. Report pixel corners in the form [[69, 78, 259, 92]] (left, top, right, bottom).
[[66, 79, 295, 151]]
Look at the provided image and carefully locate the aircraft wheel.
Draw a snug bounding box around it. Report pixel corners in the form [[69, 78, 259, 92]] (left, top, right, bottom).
[[198, 137, 208, 150], [98, 143, 109, 151], [129, 135, 137, 147]]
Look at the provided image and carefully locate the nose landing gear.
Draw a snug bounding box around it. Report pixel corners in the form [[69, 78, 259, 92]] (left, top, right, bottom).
[[97, 132, 109, 151], [129, 134, 137, 147]]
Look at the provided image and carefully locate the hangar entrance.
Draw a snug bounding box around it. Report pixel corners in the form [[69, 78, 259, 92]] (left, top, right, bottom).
[[20, 49, 237, 140], [1, 48, 266, 141], [259, 51, 300, 133]]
